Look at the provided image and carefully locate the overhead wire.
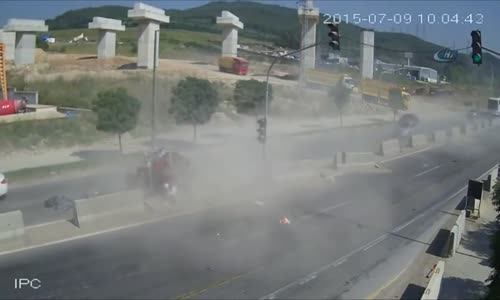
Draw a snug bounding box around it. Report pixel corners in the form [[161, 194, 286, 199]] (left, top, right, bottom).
[[339, 35, 470, 54]]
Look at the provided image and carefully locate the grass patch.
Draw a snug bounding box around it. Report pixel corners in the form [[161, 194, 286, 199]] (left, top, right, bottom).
[[47, 28, 267, 58], [0, 115, 108, 153]]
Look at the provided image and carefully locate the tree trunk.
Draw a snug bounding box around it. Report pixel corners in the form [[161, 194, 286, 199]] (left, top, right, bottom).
[[339, 113, 343, 127], [118, 134, 123, 153], [393, 110, 397, 122]]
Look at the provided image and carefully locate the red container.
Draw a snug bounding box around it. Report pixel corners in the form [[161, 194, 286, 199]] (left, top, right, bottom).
[[0, 100, 25, 116]]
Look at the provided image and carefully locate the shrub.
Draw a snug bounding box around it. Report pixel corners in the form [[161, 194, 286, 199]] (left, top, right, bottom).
[[233, 79, 272, 114]]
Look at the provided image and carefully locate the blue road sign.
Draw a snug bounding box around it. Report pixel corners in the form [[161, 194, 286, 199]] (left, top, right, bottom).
[[434, 48, 458, 63]]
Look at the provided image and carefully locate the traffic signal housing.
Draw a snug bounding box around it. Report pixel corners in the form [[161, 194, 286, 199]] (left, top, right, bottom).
[[327, 23, 340, 51], [257, 117, 267, 144], [471, 30, 482, 65]]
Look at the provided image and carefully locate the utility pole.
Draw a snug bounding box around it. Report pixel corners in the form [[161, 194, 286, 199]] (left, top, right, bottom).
[[261, 42, 319, 158], [151, 30, 159, 150]]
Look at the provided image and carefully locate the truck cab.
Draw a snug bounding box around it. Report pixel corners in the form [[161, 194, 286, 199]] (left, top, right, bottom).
[[218, 57, 249, 76]]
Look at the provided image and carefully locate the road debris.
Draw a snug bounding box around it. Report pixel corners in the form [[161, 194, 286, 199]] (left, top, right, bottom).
[[255, 201, 264, 206], [280, 216, 291, 224]]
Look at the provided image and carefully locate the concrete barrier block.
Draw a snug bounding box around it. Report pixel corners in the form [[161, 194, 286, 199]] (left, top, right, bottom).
[[379, 139, 400, 156], [432, 130, 447, 144], [409, 134, 429, 148], [341, 152, 378, 165], [0, 210, 24, 241], [421, 261, 445, 300], [449, 225, 459, 257], [73, 190, 145, 228]]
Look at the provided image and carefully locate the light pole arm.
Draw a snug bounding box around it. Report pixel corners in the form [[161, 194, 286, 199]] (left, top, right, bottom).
[[264, 42, 320, 120]]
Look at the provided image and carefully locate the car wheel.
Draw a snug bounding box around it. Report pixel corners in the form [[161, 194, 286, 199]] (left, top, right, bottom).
[[0, 194, 6, 200]]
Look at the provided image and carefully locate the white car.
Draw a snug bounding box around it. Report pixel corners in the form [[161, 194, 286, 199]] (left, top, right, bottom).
[[0, 173, 7, 199]]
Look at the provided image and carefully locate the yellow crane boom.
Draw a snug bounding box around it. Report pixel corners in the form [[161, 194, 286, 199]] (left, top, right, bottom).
[[0, 43, 7, 101]]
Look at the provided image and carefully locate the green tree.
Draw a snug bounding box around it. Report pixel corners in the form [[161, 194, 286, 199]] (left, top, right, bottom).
[[92, 87, 141, 152], [388, 88, 405, 121], [233, 79, 272, 114], [170, 77, 220, 141], [329, 79, 351, 127]]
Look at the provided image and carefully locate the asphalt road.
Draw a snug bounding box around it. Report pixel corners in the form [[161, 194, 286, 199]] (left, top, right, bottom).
[[0, 126, 498, 299], [0, 111, 469, 227]]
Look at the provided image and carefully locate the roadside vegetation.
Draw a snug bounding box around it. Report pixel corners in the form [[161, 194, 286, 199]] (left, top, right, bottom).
[[0, 114, 107, 154], [486, 182, 500, 299], [170, 77, 220, 141], [233, 79, 272, 114], [2, 72, 275, 153], [92, 88, 141, 152]]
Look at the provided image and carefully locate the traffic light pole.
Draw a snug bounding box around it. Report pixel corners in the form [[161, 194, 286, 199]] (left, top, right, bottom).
[[152, 30, 159, 150], [262, 42, 320, 155], [483, 47, 500, 57]]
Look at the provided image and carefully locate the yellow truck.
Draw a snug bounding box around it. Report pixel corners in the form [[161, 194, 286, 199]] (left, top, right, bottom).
[[304, 69, 355, 90], [359, 79, 410, 110]]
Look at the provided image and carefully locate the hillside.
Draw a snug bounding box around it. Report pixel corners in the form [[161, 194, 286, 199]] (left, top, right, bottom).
[[45, 1, 500, 85]]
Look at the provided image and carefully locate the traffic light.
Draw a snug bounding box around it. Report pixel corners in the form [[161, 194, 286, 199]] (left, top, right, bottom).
[[257, 117, 267, 144], [327, 22, 340, 51], [471, 30, 482, 65]]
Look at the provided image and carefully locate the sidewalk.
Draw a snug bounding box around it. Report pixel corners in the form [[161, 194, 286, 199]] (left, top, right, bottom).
[[440, 196, 497, 299]]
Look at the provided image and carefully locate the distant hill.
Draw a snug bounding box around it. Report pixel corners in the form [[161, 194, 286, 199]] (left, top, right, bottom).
[[47, 6, 132, 29], [46, 1, 500, 85]]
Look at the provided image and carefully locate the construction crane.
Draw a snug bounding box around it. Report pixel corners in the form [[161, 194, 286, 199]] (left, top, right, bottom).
[[0, 43, 27, 116], [0, 43, 7, 101]]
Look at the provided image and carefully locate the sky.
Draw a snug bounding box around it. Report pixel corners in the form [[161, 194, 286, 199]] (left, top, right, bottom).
[[1, 0, 499, 52]]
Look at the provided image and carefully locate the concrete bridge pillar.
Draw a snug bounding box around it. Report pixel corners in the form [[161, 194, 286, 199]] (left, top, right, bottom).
[[88, 17, 125, 59], [128, 2, 170, 69], [216, 11, 244, 58], [4, 19, 48, 66]]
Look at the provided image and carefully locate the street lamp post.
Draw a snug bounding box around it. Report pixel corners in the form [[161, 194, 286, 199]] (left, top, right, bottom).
[[151, 30, 159, 150], [262, 42, 319, 156]]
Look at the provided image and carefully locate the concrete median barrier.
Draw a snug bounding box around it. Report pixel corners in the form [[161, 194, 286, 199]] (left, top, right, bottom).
[[421, 260, 445, 300], [432, 130, 447, 144], [341, 152, 379, 165], [446, 210, 466, 257], [379, 139, 401, 156], [0, 210, 24, 241], [409, 134, 429, 148], [73, 190, 145, 229]]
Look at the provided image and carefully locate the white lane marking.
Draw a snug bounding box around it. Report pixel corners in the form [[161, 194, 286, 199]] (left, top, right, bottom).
[[319, 201, 352, 214], [0, 205, 219, 257], [362, 235, 387, 251], [260, 164, 499, 300], [412, 164, 443, 178], [391, 213, 425, 233], [25, 219, 67, 229], [379, 145, 437, 163], [259, 235, 386, 300], [333, 258, 347, 266]]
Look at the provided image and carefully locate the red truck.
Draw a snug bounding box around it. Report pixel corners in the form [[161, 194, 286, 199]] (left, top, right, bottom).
[[0, 99, 27, 116], [218, 56, 249, 76]]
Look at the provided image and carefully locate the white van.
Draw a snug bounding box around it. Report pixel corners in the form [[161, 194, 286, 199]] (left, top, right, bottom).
[[487, 97, 500, 116]]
